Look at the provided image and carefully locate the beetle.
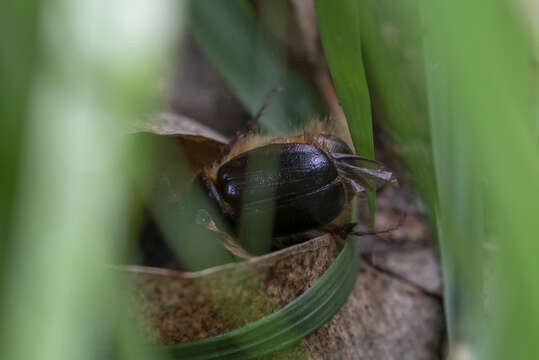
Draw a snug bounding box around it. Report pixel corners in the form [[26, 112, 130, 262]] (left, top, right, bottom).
[[191, 121, 397, 250]]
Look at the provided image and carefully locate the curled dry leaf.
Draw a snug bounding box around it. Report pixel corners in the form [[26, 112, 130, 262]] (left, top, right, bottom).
[[132, 112, 229, 175], [135, 112, 229, 142], [119, 234, 443, 359], [120, 234, 340, 345]]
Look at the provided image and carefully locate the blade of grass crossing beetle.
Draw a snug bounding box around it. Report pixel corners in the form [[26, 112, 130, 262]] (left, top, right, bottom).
[[315, 0, 376, 224], [188, 0, 324, 133], [315, 0, 374, 158]]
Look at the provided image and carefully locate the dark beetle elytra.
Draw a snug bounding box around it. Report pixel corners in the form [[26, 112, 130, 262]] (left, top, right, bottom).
[[217, 143, 345, 236], [193, 127, 396, 244]]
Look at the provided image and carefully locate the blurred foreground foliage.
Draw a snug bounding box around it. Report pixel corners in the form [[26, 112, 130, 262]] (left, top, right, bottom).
[[0, 1, 180, 359], [1, 0, 538, 359]]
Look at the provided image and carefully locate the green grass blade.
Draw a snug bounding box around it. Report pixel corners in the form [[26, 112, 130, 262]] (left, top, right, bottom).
[[421, 3, 469, 345], [315, 0, 374, 158], [188, 0, 324, 133], [356, 0, 438, 210], [421, 0, 538, 356], [315, 0, 376, 225]]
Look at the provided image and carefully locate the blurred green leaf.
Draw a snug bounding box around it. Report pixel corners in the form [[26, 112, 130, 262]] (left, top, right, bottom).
[[0, 1, 181, 360], [356, 0, 444, 337], [354, 0, 538, 355], [0, 1, 42, 264], [130, 132, 238, 271], [422, 0, 538, 357], [188, 0, 324, 133], [357, 0, 438, 209]]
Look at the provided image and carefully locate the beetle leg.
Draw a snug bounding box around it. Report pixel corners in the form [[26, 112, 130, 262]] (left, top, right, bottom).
[[324, 210, 406, 241], [253, 87, 283, 122], [351, 213, 406, 237], [195, 174, 237, 231], [339, 175, 366, 198]]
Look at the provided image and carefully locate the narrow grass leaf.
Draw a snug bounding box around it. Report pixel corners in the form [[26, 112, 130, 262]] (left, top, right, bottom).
[[421, 0, 538, 356], [315, 0, 374, 158], [315, 0, 376, 223]]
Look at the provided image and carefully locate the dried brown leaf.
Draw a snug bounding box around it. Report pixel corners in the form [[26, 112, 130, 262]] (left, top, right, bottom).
[[132, 112, 229, 174]]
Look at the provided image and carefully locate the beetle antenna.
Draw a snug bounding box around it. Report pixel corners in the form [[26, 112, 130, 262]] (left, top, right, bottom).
[[324, 208, 406, 240], [351, 210, 407, 237], [324, 199, 407, 240], [339, 162, 397, 183], [332, 152, 398, 194], [339, 174, 365, 193], [254, 87, 283, 122]]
